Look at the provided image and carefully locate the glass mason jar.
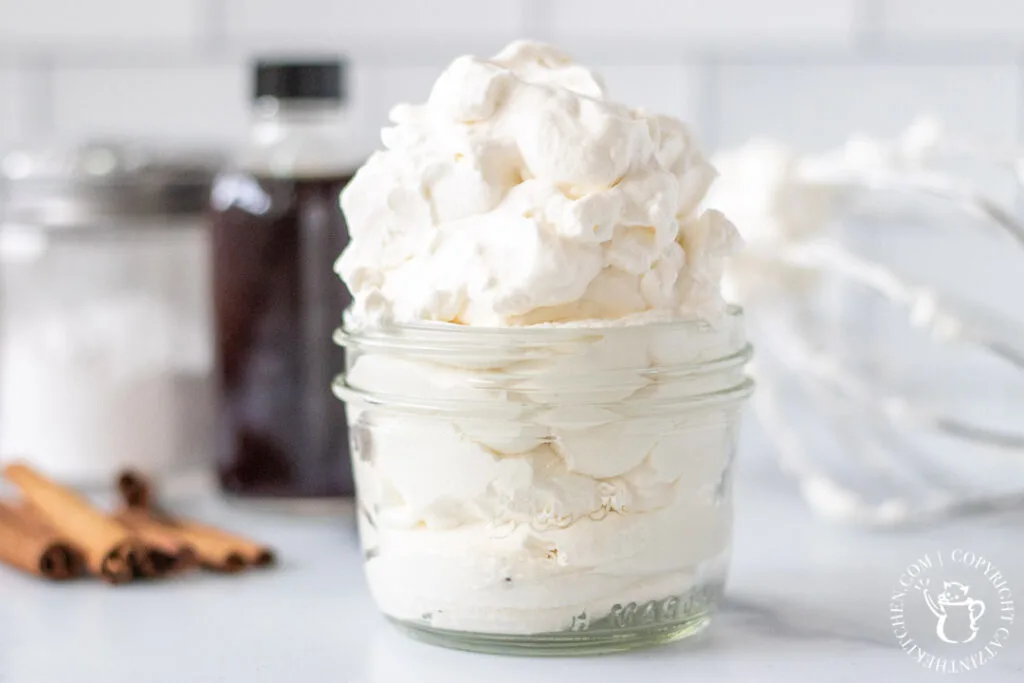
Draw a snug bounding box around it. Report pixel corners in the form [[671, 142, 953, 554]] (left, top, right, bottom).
[[0, 142, 219, 489], [334, 309, 753, 654]]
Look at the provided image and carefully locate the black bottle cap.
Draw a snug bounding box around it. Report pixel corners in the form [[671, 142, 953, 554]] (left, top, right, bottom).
[[253, 59, 346, 102]]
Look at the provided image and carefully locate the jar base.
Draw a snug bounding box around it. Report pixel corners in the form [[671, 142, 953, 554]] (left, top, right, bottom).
[[386, 612, 712, 656]]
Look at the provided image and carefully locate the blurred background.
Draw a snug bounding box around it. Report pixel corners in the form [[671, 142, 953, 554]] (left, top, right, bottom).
[[2, 0, 1023, 523], [3, 4, 1024, 676], [0, 0, 1019, 158]]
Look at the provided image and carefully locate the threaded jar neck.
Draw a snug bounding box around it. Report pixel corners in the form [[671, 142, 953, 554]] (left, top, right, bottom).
[[334, 307, 753, 417]]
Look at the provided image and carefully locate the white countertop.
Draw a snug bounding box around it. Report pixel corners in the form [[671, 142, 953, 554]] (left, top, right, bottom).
[[2, 439, 1023, 683]]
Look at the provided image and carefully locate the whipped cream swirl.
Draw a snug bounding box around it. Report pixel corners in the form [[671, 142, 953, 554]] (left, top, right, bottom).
[[338, 41, 738, 327]]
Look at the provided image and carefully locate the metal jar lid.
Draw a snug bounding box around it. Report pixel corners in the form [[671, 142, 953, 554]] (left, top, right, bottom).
[[0, 141, 222, 229]]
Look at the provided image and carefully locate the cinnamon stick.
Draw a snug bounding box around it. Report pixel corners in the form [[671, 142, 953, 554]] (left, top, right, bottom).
[[163, 521, 261, 572], [15, 501, 176, 580], [7, 501, 61, 536], [4, 463, 141, 584], [147, 518, 247, 574], [115, 509, 198, 576], [0, 502, 85, 580], [117, 469, 276, 571], [117, 470, 151, 510]]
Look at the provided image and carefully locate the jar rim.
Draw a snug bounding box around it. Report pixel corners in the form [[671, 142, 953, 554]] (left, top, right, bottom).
[[335, 304, 745, 347]]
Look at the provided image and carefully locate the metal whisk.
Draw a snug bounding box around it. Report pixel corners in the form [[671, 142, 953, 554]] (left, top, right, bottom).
[[710, 118, 1024, 526]]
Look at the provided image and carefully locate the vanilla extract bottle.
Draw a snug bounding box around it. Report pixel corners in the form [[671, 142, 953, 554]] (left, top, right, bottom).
[[210, 59, 358, 506]]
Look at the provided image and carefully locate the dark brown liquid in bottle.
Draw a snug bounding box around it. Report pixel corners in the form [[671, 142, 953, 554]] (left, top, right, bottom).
[[210, 172, 354, 498]]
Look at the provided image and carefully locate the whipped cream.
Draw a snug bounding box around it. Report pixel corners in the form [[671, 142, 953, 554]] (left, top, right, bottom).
[[707, 117, 947, 306], [338, 40, 738, 328], [345, 321, 745, 635], [706, 140, 836, 304], [338, 41, 748, 639]]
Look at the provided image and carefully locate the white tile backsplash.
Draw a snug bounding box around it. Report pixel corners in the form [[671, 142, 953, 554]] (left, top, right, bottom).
[[51, 64, 249, 147], [880, 0, 1024, 41], [547, 0, 859, 45], [713, 59, 1023, 351], [0, 0, 1019, 406], [0, 0, 1022, 174], [596, 64, 710, 142], [0, 67, 31, 149], [0, 0, 204, 47], [349, 62, 708, 162], [348, 64, 445, 160], [713, 62, 1019, 151], [598, 64, 702, 121], [224, 0, 524, 43]]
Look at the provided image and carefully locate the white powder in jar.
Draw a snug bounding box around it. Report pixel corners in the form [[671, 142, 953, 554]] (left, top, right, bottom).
[[0, 294, 211, 487]]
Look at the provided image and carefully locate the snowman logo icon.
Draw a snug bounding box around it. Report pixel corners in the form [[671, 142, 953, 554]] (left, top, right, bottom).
[[922, 580, 986, 644]]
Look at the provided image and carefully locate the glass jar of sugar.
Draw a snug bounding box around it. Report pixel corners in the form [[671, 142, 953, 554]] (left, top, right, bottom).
[[0, 142, 220, 489], [333, 309, 753, 654]]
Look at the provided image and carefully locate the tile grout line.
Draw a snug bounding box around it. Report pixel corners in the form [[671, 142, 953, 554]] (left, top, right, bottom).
[[22, 55, 54, 140], [202, 0, 228, 57], [520, 0, 552, 41], [846, 0, 884, 358], [696, 59, 721, 151], [855, 0, 881, 357], [855, 0, 886, 55], [1017, 50, 1024, 152], [1015, 51, 1024, 220], [6, 40, 1024, 70]]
